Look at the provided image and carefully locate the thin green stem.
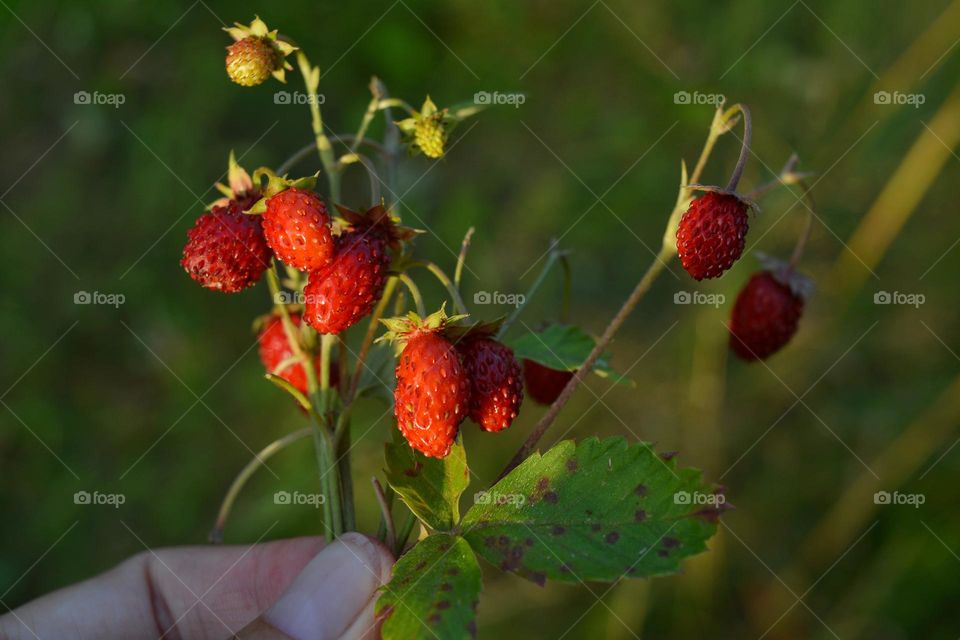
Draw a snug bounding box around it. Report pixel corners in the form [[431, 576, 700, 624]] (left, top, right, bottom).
[[496, 244, 564, 340], [455, 227, 475, 290], [372, 477, 396, 551], [347, 276, 398, 402], [394, 511, 417, 556], [397, 273, 426, 316], [296, 51, 339, 201], [209, 428, 312, 543], [415, 261, 468, 315], [725, 104, 752, 191]]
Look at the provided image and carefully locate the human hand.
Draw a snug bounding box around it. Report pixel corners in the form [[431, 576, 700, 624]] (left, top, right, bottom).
[[0, 532, 394, 639]]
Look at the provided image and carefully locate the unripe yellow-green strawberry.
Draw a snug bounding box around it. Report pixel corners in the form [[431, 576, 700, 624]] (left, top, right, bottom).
[[414, 113, 447, 159], [225, 36, 278, 87]]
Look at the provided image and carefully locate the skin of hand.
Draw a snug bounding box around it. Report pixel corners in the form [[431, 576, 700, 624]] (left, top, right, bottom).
[[0, 532, 394, 640]]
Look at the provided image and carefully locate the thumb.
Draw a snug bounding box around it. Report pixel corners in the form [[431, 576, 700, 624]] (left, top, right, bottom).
[[238, 532, 394, 640]]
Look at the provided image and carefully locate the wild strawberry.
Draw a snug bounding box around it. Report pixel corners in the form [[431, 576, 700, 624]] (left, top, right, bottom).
[[225, 36, 279, 87], [380, 309, 470, 458], [397, 97, 452, 159], [677, 191, 750, 280], [522, 359, 574, 405], [729, 270, 805, 361], [262, 188, 334, 272], [181, 201, 272, 293], [303, 205, 412, 335], [457, 337, 523, 432], [257, 314, 338, 394], [223, 18, 296, 87]]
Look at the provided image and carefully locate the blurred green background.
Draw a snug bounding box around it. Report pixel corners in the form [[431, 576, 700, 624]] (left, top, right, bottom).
[[2, 0, 960, 637]]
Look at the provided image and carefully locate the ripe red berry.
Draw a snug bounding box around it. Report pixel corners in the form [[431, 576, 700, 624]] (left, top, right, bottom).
[[262, 188, 334, 272], [522, 359, 574, 405], [677, 192, 750, 280], [394, 331, 470, 458], [304, 230, 391, 335], [225, 36, 279, 87], [457, 338, 523, 432], [258, 314, 338, 394], [181, 201, 272, 293], [729, 271, 804, 361]]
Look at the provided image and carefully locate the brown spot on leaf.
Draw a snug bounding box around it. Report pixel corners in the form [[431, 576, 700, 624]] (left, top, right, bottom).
[[544, 491, 559, 504], [634, 484, 648, 497], [498, 535, 510, 546], [537, 477, 550, 491], [606, 531, 620, 544], [525, 538, 534, 546], [591, 524, 602, 532], [415, 561, 427, 571], [658, 549, 669, 557], [511, 545, 524, 559], [663, 537, 680, 548], [634, 509, 647, 522], [446, 567, 459, 576], [660, 451, 678, 461], [436, 600, 451, 610], [429, 613, 442, 623], [440, 582, 452, 591], [531, 571, 546, 586], [552, 525, 565, 535], [484, 536, 496, 547], [466, 621, 477, 638], [566, 458, 578, 472]]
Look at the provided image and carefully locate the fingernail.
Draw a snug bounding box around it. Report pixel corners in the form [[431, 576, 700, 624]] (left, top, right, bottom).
[[264, 533, 385, 640]]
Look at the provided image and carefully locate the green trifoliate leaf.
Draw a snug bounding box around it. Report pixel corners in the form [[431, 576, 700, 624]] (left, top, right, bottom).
[[377, 534, 482, 640], [460, 437, 723, 585], [385, 434, 469, 531]]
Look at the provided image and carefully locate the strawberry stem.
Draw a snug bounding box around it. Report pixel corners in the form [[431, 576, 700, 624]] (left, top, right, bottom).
[[397, 273, 426, 316], [415, 261, 468, 315], [346, 277, 399, 402], [789, 179, 816, 268], [454, 226, 476, 290], [496, 240, 566, 340], [725, 104, 752, 191], [209, 427, 312, 544]]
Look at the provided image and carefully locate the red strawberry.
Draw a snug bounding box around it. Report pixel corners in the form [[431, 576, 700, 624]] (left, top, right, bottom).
[[457, 338, 523, 432], [523, 359, 574, 405], [303, 205, 411, 335], [677, 191, 750, 280], [257, 314, 338, 394], [729, 271, 804, 361], [262, 188, 334, 272], [383, 310, 470, 459], [181, 201, 272, 293]]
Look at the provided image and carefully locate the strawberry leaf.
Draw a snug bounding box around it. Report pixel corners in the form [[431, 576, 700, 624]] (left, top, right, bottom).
[[377, 534, 481, 640], [385, 435, 469, 532], [459, 437, 722, 585], [507, 324, 629, 385]]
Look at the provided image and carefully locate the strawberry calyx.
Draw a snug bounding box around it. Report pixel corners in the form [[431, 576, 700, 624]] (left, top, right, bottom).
[[243, 170, 320, 214], [685, 183, 759, 213], [210, 151, 261, 210], [334, 203, 421, 249], [754, 252, 815, 300], [378, 304, 468, 351]]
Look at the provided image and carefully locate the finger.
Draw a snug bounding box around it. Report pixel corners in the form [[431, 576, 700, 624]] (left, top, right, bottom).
[[237, 532, 394, 640], [0, 536, 323, 640]]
